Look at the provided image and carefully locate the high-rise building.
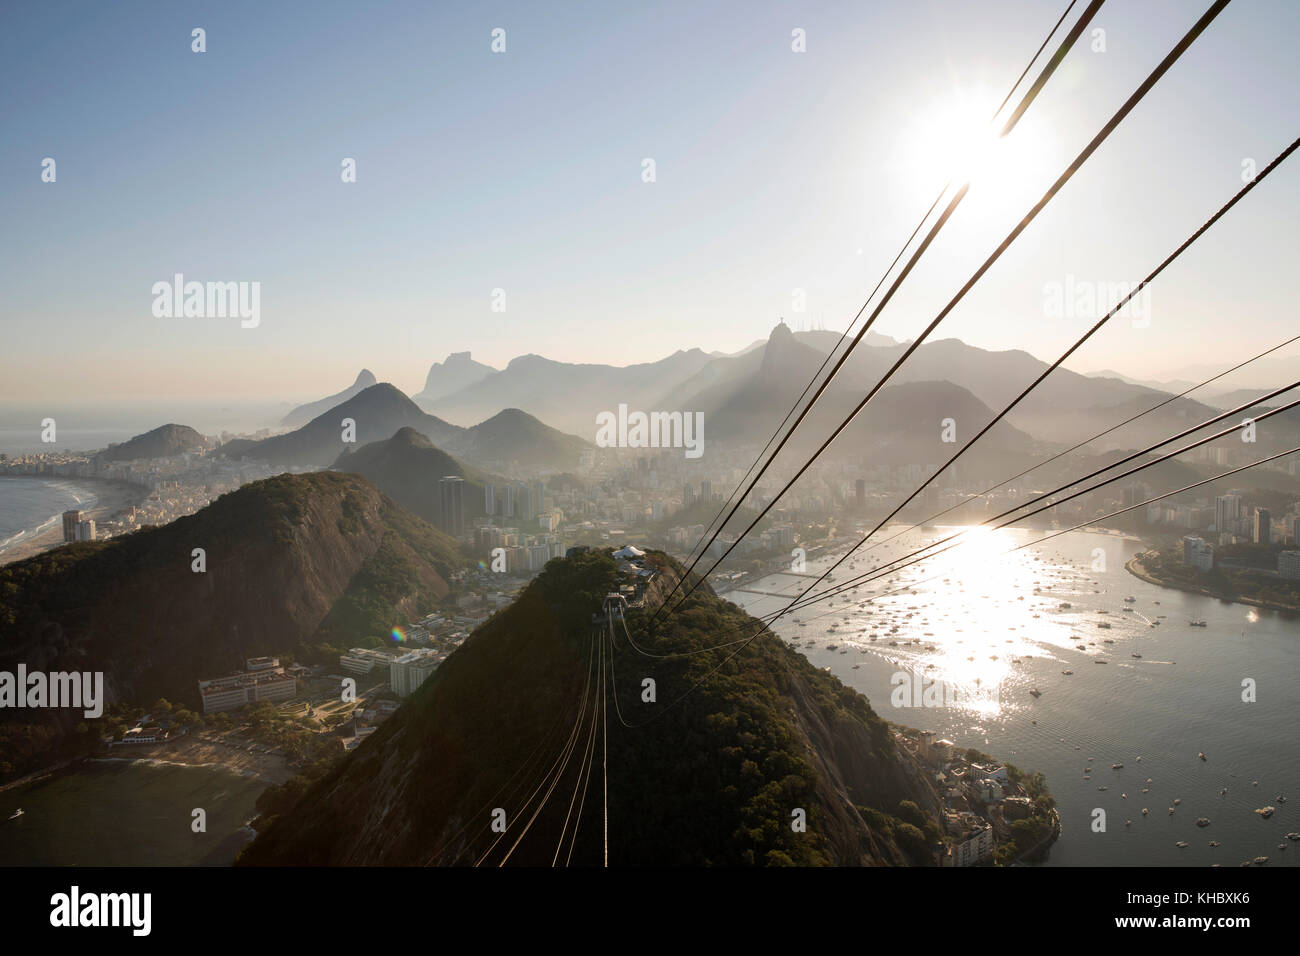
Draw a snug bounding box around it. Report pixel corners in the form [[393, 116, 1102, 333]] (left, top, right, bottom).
[[855, 479, 865, 512], [700, 480, 712, 503], [62, 510, 81, 543], [1279, 551, 1300, 580], [517, 484, 535, 522], [76, 519, 96, 542], [438, 476, 465, 536], [1215, 494, 1241, 533], [1123, 482, 1151, 508], [484, 483, 496, 515], [683, 483, 695, 508], [502, 484, 516, 518], [1253, 508, 1271, 545], [1181, 535, 1213, 571]]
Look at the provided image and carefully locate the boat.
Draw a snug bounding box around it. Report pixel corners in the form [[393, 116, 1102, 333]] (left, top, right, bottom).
[[6, 809, 22, 821], [1256, 806, 1275, 819], [1131, 653, 1142, 658], [1198, 752, 1207, 761], [1176, 841, 1189, 848], [1112, 763, 1123, 769], [1124, 596, 1137, 603], [1029, 688, 1042, 698], [1189, 620, 1207, 627], [1196, 818, 1211, 827], [1097, 622, 1111, 629]]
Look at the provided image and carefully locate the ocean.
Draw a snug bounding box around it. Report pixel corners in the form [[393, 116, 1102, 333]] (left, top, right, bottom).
[[0, 760, 264, 866], [0, 477, 107, 557], [730, 525, 1300, 867]]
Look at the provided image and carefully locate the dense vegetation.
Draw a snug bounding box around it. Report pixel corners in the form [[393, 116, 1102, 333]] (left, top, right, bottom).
[[0, 472, 466, 782], [240, 549, 937, 866]]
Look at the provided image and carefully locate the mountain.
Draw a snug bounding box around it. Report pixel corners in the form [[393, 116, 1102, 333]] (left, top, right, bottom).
[[238, 549, 960, 866], [97, 423, 208, 462], [413, 352, 496, 405], [418, 349, 716, 437], [666, 324, 1041, 477], [662, 324, 1277, 457], [0, 472, 465, 782], [451, 408, 590, 473], [281, 370, 378, 426], [1086, 369, 1198, 394], [230, 384, 465, 468], [333, 428, 489, 528]]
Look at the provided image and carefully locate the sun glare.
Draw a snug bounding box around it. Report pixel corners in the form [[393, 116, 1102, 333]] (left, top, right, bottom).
[[896, 89, 1051, 205]]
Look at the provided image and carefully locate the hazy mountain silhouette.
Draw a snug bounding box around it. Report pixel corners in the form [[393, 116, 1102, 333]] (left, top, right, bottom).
[[417, 349, 715, 437], [231, 384, 464, 467], [413, 352, 497, 405], [282, 370, 378, 426], [334, 427, 489, 528], [97, 423, 208, 462]]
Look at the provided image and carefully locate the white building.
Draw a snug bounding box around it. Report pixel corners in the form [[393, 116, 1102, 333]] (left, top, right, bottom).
[[390, 649, 439, 698], [340, 647, 398, 675], [198, 669, 297, 714], [945, 822, 994, 867], [1182, 535, 1214, 572]]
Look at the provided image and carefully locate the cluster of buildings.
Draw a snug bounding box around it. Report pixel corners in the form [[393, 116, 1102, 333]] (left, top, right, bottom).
[[1175, 494, 1300, 579], [197, 657, 304, 714], [60, 509, 96, 543], [901, 731, 1043, 867], [339, 645, 443, 698], [473, 524, 567, 572], [338, 609, 480, 699], [3, 445, 286, 546], [1141, 488, 1300, 545]]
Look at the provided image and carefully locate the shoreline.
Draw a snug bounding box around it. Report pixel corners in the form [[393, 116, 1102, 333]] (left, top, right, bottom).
[[1, 734, 296, 798], [1125, 550, 1300, 616], [93, 733, 297, 787], [0, 475, 147, 567]]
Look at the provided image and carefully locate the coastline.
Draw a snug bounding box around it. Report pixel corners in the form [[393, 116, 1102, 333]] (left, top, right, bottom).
[[0, 475, 146, 567], [93, 733, 297, 787], [1125, 550, 1300, 615]]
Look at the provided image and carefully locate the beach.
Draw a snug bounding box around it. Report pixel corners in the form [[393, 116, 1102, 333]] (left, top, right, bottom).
[[104, 732, 298, 786], [0, 476, 145, 567]]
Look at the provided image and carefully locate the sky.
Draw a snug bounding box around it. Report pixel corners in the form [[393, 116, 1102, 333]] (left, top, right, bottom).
[[1, 0, 1297, 406]]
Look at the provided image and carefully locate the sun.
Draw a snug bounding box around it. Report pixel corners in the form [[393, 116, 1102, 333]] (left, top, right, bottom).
[[894, 87, 1053, 206]]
